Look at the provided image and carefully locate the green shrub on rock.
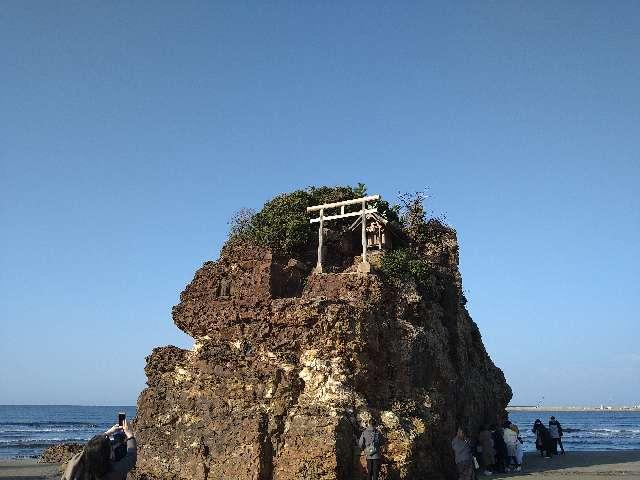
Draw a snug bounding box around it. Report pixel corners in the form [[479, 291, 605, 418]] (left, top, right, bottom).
[[379, 248, 430, 287], [227, 185, 437, 260], [228, 185, 363, 254]]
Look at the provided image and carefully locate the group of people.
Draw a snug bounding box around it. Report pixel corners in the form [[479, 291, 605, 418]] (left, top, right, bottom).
[[533, 416, 565, 457], [451, 416, 567, 479], [452, 421, 524, 479]]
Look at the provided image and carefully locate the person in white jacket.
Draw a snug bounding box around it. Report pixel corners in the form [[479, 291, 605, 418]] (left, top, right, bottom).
[[503, 422, 521, 472]]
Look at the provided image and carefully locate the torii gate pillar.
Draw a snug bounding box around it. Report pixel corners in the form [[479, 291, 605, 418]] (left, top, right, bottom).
[[307, 195, 379, 274], [357, 198, 371, 273]]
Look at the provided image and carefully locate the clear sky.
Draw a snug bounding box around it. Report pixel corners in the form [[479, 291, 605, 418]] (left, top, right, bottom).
[[1, 1, 638, 406]]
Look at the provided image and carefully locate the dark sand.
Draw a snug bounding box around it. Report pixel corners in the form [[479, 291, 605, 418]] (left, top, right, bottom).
[[1, 450, 639, 479], [491, 450, 640, 479], [0, 459, 58, 479]]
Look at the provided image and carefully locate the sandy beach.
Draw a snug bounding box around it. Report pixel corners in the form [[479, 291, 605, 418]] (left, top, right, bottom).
[[1, 451, 639, 479], [0, 459, 58, 479], [491, 450, 640, 479]]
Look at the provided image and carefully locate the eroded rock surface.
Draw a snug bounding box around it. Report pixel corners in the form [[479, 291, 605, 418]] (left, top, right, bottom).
[[39, 442, 83, 466], [135, 230, 511, 480]]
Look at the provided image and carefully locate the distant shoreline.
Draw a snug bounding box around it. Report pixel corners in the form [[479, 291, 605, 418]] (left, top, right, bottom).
[[508, 406, 640, 412]]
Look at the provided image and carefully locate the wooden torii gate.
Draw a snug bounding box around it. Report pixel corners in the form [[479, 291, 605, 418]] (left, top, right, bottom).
[[306, 194, 379, 274]]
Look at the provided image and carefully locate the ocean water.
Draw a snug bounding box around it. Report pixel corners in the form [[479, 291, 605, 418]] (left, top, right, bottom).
[[0, 405, 136, 459], [0, 406, 638, 459], [507, 411, 640, 452]]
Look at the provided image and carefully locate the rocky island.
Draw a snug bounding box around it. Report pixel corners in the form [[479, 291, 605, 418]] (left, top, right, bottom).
[[133, 186, 511, 480]]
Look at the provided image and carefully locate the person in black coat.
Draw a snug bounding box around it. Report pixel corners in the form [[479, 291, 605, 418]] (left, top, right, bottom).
[[532, 419, 553, 458], [491, 425, 508, 472]]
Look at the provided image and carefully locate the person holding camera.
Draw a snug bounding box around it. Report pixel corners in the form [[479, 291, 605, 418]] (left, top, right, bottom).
[[451, 427, 474, 480], [62, 417, 136, 480]]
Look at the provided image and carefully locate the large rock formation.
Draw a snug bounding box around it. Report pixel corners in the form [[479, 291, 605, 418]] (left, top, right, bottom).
[[134, 214, 511, 479]]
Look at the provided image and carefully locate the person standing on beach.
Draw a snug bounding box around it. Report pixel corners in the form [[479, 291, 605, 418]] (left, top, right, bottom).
[[508, 421, 523, 471], [477, 425, 495, 475], [359, 424, 383, 480], [549, 416, 565, 455], [62, 419, 136, 480], [508, 421, 524, 470], [451, 427, 474, 480], [491, 424, 508, 472], [532, 419, 553, 458], [503, 421, 520, 471]]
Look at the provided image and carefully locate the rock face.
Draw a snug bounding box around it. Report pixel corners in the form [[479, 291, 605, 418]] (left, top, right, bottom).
[[134, 228, 511, 479], [39, 443, 83, 465]]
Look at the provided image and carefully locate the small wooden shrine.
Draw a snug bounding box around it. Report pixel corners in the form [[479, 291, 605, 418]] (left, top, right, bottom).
[[348, 211, 395, 250]]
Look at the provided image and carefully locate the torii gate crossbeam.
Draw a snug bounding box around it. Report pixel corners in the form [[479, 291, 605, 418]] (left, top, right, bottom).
[[306, 194, 380, 274]]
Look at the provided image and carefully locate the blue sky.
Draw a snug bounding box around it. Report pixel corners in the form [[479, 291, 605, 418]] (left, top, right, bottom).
[[1, 1, 638, 406]]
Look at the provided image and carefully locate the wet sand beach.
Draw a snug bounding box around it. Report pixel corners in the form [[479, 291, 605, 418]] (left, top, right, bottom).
[[1, 450, 639, 479], [0, 459, 58, 479], [491, 450, 640, 479]]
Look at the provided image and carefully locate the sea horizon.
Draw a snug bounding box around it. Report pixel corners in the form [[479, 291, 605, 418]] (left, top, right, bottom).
[[3, 403, 639, 410]]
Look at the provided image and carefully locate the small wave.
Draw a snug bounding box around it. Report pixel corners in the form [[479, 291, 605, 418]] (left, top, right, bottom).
[[0, 421, 98, 428], [0, 427, 91, 433], [0, 439, 87, 448]]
